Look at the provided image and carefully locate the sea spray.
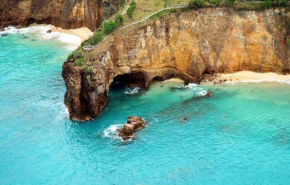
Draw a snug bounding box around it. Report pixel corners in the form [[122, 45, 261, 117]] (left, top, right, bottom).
[[103, 124, 123, 140]]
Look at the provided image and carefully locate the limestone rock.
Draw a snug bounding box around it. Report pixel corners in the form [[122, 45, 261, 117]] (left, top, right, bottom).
[[63, 8, 290, 121], [119, 116, 146, 140], [0, 0, 125, 30]]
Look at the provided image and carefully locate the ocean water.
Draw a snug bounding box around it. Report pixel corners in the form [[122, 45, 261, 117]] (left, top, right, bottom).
[[0, 27, 290, 185]]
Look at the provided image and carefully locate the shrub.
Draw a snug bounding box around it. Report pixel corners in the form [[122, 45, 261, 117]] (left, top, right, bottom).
[[89, 31, 103, 45], [224, 0, 235, 5], [127, 2, 136, 19], [86, 75, 92, 85], [188, 0, 204, 9], [87, 67, 92, 73], [68, 51, 81, 60], [115, 14, 124, 26], [210, 0, 219, 6], [280, 0, 287, 7], [263, 0, 271, 8], [82, 65, 92, 73], [149, 9, 177, 20], [82, 65, 88, 71], [74, 58, 86, 67], [129, 1, 136, 7], [103, 21, 118, 34]]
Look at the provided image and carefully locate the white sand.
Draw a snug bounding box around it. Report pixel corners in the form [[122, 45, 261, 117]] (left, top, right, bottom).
[[163, 78, 184, 83], [202, 71, 290, 85], [29, 23, 93, 41]]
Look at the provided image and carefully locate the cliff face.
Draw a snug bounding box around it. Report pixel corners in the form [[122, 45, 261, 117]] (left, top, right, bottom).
[[0, 0, 124, 30], [62, 8, 290, 121]]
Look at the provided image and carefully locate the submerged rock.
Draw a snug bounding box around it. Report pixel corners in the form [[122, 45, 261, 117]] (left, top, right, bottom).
[[181, 117, 188, 123], [118, 116, 146, 140], [205, 90, 213, 97], [0, 33, 8, 37], [183, 90, 213, 104]]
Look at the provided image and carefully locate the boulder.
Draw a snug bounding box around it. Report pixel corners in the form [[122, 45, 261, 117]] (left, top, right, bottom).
[[181, 117, 188, 122], [47, 30, 52, 33], [205, 90, 212, 97], [119, 116, 146, 140]]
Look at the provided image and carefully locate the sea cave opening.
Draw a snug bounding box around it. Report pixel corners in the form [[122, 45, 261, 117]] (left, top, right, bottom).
[[110, 71, 148, 90]]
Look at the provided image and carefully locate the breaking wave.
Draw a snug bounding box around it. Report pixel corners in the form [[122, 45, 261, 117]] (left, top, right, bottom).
[[124, 87, 142, 94], [103, 124, 123, 140], [0, 26, 81, 50]]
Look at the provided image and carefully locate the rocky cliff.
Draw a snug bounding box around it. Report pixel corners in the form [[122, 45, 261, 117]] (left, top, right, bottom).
[[0, 0, 125, 30], [62, 8, 290, 121]]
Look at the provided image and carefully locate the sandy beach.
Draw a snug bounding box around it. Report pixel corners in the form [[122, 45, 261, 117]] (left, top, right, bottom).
[[163, 78, 184, 83], [29, 23, 93, 41], [202, 71, 290, 85]]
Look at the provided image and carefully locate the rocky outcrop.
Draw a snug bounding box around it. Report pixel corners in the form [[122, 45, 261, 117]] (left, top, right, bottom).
[[62, 8, 290, 121], [0, 0, 125, 30], [118, 116, 146, 140]]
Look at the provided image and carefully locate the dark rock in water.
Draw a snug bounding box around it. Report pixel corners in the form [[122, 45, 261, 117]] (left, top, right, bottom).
[[181, 117, 188, 122], [205, 90, 212, 97], [47, 30, 52, 33], [23, 36, 28, 39], [119, 116, 146, 140], [0, 33, 8, 37]]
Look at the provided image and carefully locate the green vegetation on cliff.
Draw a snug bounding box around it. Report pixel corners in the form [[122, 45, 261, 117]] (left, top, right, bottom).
[[127, 1, 137, 19]]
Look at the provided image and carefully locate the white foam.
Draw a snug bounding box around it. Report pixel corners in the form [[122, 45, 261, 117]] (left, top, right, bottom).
[[1, 26, 81, 50], [196, 91, 208, 97], [103, 124, 123, 140], [124, 87, 142, 94], [185, 83, 198, 88]]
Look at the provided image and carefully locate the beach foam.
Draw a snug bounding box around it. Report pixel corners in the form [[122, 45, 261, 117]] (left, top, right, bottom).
[[1, 26, 82, 50]]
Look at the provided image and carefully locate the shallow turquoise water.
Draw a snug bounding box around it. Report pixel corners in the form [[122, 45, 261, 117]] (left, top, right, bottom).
[[0, 29, 290, 185]]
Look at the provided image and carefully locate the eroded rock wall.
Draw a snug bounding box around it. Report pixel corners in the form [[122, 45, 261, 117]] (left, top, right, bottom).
[[63, 8, 290, 121], [0, 0, 124, 30]]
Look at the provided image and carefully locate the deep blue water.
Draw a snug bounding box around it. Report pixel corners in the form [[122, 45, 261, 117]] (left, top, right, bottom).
[[0, 28, 290, 185]]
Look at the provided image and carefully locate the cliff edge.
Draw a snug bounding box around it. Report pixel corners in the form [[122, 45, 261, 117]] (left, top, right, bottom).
[[0, 0, 125, 30], [62, 8, 290, 121]]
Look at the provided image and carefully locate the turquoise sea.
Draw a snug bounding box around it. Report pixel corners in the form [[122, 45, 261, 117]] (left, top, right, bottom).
[[0, 27, 290, 185]]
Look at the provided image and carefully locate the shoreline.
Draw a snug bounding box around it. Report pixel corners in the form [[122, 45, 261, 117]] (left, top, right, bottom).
[[201, 71, 290, 85], [29, 23, 93, 42]]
